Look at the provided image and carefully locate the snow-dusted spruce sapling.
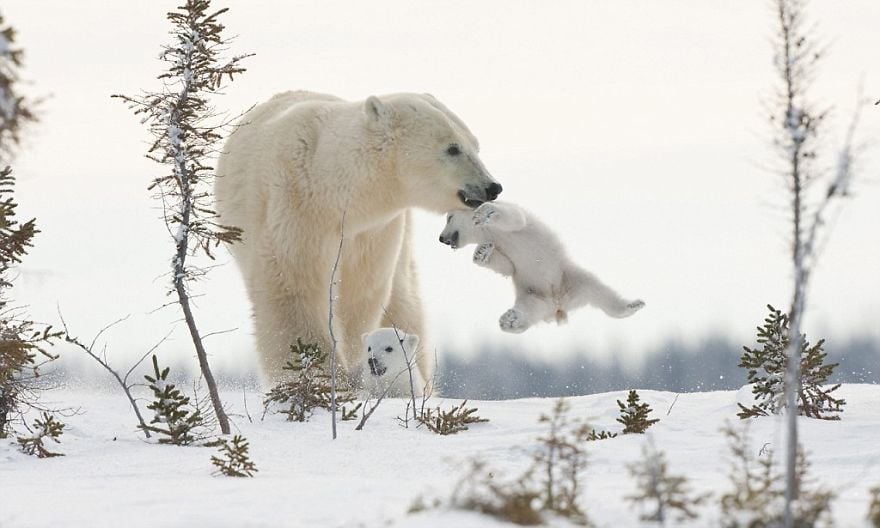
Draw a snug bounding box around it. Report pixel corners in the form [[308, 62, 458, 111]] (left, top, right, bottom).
[[617, 390, 659, 434], [142, 355, 210, 445], [0, 167, 61, 439], [737, 305, 844, 420], [0, 11, 39, 160], [16, 411, 64, 458], [439, 201, 644, 334], [719, 422, 833, 527], [586, 429, 617, 441], [263, 338, 355, 423], [113, 0, 252, 435], [765, 0, 866, 521], [417, 400, 488, 436], [211, 435, 257, 477], [626, 443, 709, 525]]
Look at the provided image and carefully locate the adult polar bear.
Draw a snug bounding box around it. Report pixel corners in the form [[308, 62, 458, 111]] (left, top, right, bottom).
[[215, 91, 501, 386]]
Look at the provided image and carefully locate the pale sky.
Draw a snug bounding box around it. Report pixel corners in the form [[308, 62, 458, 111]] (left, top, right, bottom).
[[5, 1, 879, 375]]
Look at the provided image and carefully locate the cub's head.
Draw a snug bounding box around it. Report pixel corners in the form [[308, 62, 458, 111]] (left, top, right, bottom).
[[363, 93, 502, 213], [438, 209, 481, 249], [362, 328, 420, 379]]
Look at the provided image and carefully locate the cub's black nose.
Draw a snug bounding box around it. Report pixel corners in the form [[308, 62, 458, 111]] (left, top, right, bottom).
[[368, 357, 386, 376], [485, 182, 503, 201]]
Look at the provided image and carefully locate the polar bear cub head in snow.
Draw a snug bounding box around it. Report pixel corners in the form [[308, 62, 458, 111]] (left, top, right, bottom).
[[361, 328, 425, 396]]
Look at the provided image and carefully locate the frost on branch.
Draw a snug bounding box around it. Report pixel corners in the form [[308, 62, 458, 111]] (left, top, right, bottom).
[[113, 0, 252, 437], [112, 0, 249, 263], [737, 305, 844, 420]]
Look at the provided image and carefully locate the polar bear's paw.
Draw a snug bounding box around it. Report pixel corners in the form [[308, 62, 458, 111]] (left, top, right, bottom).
[[472, 203, 499, 226], [620, 299, 646, 317], [499, 308, 528, 333], [473, 243, 495, 264]]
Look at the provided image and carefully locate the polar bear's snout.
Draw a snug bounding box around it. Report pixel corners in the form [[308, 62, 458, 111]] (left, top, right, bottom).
[[367, 356, 386, 376], [457, 182, 503, 209], [439, 230, 459, 248]]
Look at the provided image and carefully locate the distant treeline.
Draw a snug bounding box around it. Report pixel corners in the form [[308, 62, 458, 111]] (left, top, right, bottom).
[[439, 336, 880, 400]]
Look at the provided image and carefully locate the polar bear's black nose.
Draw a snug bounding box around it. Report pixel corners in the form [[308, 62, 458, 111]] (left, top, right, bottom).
[[485, 183, 503, 201], [439, 231, 459, 247], [368, 357, 386, 376]]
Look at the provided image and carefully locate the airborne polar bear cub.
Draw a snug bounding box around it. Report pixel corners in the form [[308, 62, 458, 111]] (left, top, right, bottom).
[[362, 328, 426, 397], [439, 201, 645, 333], [215, 91, 501, 386]]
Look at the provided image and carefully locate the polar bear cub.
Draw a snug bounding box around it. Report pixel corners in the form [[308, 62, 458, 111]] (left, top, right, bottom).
[[361, 328, 426, 396], [439, 201, 645, 333]]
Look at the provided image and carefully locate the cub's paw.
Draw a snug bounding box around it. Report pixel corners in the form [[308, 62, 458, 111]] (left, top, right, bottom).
[[473, 243, 495, 264], [499, 308, 528, 333], [472, 203, 499, 226], [620, 299, 646, 317]]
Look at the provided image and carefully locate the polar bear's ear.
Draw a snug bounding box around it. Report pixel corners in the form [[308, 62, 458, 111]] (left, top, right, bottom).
[[403, 333, 420, 353], [361, 332, 370, 345], [365, 96, 392, 128]]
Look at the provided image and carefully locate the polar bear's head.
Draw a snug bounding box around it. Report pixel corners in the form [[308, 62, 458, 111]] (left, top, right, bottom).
[[438, 208, 480, 249], [361, 328, 423, 396], [362, 327, 419, 377], [363, 93, 502, 212]]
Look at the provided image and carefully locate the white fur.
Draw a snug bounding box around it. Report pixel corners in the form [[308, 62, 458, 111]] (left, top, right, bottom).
[[361, 328, 426, 397], [440, 201, 645, 333], [215, 91, 499, 384]]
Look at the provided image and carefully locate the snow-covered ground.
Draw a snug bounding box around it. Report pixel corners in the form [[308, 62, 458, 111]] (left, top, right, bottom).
[[2, 384, 879, 527]]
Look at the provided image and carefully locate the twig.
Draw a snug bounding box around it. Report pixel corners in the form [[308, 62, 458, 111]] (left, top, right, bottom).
[[328, 211, 346, 440], [666, 393, 680, 416], [355, 363, 413, 431], [58, 309, 167, 439], [383, 309, 419, 422]]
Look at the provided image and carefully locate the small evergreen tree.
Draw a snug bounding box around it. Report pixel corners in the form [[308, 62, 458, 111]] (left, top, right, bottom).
[[617, 390, 659, 434], [16, 411, 64, 458], [719, 422, 833, 527], [0, 167, 60, 438], [114, 0, 252, 436], [0, 11, 39, 159], [263, 338, 353, 422], [585, 429, 617, 441], [626, 443, 709, 524], [141, 355, 207, 445], [737, 305, 844, 420], [417, 400, 488, 436], [211, 435, 257, 477], [532, 398, 592, 524]]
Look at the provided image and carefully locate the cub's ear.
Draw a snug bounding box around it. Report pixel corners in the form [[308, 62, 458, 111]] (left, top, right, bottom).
[[361, 332, 370, 345], [403, 333, 420, 353], [365, 96, 392, 128]]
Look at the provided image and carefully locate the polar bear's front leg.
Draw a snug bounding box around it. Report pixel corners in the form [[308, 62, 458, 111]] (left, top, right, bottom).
[[472, 202, 528, 232], [473, 243, 515, 276]]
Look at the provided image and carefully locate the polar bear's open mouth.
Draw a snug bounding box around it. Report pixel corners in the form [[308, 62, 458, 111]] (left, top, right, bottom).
[[457, 190, 484, 209]]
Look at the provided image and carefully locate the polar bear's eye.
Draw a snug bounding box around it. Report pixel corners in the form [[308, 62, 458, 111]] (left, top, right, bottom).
[[367, 347, 372, 352], [384, 346, 393, 353], [446, 144, 461, 156]]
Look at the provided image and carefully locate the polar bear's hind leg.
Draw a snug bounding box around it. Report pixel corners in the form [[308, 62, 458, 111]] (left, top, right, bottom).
[[565, 268, 645, 319]]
